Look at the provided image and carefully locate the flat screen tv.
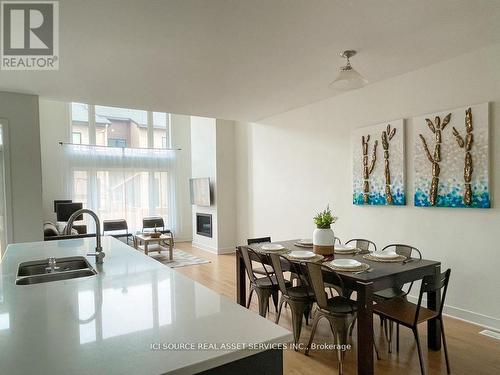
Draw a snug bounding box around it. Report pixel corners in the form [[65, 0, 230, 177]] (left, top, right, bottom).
[[56, 202, 83, 222], [190, 178, 211, 206]]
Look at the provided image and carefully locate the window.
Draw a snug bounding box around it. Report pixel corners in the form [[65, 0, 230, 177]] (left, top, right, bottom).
[[72, 132, 82, 144], [67, 103, 175, 232], [71, 103, 170, 149], [108, 138, 127, 148]]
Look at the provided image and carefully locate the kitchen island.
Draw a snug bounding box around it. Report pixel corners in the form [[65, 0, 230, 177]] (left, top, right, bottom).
[[0, 237, 291, 374]]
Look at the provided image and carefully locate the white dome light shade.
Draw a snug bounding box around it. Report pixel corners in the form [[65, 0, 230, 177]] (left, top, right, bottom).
[[329, 50, 368, 91], [329, 67, 368, 90]]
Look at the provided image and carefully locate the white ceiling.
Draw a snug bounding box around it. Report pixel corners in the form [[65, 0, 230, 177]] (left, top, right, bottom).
[[1, 0, 500, 121]]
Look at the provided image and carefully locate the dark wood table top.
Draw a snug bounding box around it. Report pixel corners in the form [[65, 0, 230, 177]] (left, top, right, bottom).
[[246, 239, 441, 291]]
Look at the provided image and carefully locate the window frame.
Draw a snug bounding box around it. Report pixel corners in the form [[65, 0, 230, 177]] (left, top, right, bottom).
[[69, 103, 170, 149], [72, 131, 82, 144]]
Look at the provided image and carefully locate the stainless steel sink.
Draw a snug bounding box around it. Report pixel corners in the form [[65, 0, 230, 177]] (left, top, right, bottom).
[[16, 269, 96, 285], [16, 256, 97, 285], [17, 256, 93, 277]]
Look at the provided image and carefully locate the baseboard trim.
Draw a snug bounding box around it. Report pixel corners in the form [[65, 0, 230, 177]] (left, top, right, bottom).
[[191, 242, 236, 255], [192, 242, 218, 254], [218, 247, 236, 255], [174, 238, 193, 243], [407, 295, 500, 332]]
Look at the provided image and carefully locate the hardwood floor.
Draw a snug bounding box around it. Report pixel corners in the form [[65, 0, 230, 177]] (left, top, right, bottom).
[[174, 242, 500, 375]]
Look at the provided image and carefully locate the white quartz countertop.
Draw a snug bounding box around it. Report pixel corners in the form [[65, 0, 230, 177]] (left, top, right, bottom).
[[0, 237, 291, 375]]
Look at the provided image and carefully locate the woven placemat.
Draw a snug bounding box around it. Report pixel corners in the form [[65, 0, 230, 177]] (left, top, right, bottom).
[[251, 246, 291, 255], [334, 249, 358, 255], [324, 262, 370, 272], [293, 242, 314, 248], [286, 253, 324, 263], [363, 254, 406, 263]]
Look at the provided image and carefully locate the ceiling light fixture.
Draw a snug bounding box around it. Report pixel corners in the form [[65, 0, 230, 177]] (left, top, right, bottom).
[[329, 50, 368, 91]]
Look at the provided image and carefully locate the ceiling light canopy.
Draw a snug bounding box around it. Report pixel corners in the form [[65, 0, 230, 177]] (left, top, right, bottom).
[[329, 50, 368, 91]]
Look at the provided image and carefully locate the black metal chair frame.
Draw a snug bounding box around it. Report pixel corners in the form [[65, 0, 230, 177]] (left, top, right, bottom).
[[269, 254, 314, 348], [374, 244, 423, 352], [247, 237, 274, 276], [374, 269, 452, 375], [304, 262, 378, 374], [345, 238, 377, 252], [240, 246, 280, 317], [103, 219, 133, 245]]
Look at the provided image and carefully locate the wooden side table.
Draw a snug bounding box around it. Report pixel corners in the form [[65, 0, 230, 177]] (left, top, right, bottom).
[[134, 233, 174, 260]]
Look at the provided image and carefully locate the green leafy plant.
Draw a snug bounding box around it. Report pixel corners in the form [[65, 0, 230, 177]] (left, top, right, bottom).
[[313, 205, 338, 229]]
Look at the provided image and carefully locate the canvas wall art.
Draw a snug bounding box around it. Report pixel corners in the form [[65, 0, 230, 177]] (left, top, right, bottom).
[[413, 103, 490, 208], [353, 119, 406, 205]]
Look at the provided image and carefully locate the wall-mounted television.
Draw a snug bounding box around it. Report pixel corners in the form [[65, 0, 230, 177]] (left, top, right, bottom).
[[190, 178, 211, 206]]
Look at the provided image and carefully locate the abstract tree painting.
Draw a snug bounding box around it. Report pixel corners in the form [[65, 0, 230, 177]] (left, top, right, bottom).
[[353, 120, 406, 206], [414, 103, 490, 208]]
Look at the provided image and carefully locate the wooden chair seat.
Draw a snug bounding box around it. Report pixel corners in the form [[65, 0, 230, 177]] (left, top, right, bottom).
[[373, 287, 407, 300], [374, 298, 438, 327]]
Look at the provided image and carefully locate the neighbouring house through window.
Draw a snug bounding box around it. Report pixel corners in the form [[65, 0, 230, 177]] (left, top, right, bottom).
[[107, 138, 127, 148]]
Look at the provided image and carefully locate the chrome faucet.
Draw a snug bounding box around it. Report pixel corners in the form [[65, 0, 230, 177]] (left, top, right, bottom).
[[64, 209, 105, 264], [45, 257, 60, 273]]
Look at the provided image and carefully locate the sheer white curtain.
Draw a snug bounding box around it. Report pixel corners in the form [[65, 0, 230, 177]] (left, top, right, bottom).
[[61, 144, 177, 233]]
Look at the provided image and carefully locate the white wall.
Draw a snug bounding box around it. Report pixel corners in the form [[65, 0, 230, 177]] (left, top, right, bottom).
[[190, 117, 237, 253], [39, 99, 70, 222], [235, 44, 500, 330], [0, 92, 43, 244], [170, 114, 192, 241], [191, 116, 218, 251], [216, 119, 236, 252]]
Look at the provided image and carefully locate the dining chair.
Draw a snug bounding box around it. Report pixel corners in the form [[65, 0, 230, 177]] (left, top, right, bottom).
[[345, 238, 377, 252], [239, 246, 282, 317], [269, 254, 315, 348], [373, 244, 423, 352], [334, 236, 342, 245], [247, 237, 274, 276], [325, 238, 376, 299], [373, 269, 452, 375], [103, 219, 133, 245], [304, 262, 358, 374]]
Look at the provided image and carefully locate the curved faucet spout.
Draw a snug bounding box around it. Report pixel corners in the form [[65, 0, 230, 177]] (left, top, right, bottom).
[[64, 209, 105, 264]]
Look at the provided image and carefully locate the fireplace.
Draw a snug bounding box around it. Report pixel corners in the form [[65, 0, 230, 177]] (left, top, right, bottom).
[[196, 213, 212, 238]]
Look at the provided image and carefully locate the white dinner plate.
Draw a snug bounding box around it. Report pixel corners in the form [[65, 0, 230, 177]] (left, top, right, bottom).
[[371, 251, 399, 259], [289, 251, 316, 259], [297, 239, 313, 245], [331, 259, 361, 268], [334, 244, 356, 252], [261, 243, 285, 251]]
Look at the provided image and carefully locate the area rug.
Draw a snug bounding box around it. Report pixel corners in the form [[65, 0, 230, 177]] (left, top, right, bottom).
[[148, 248, 211, 268]]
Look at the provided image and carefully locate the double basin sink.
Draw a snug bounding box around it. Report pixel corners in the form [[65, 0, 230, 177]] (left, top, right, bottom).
[[16, 256, 97, 285]]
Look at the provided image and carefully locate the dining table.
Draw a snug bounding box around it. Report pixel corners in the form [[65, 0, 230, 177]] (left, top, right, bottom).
[[235, 240, 442, 375]]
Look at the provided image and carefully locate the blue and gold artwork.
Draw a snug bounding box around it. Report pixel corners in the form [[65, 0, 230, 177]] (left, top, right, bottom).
[[414, 103, 490, 208]]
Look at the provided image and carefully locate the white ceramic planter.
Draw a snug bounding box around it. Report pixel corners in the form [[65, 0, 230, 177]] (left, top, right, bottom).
[[312, 227, 335, 255]]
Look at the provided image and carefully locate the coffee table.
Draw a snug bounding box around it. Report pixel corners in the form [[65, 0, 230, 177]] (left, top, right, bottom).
[[134, 233, 174, 260]]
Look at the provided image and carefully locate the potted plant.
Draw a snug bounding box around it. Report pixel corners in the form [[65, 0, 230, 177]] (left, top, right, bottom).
[[312, 205, 337, 255]]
